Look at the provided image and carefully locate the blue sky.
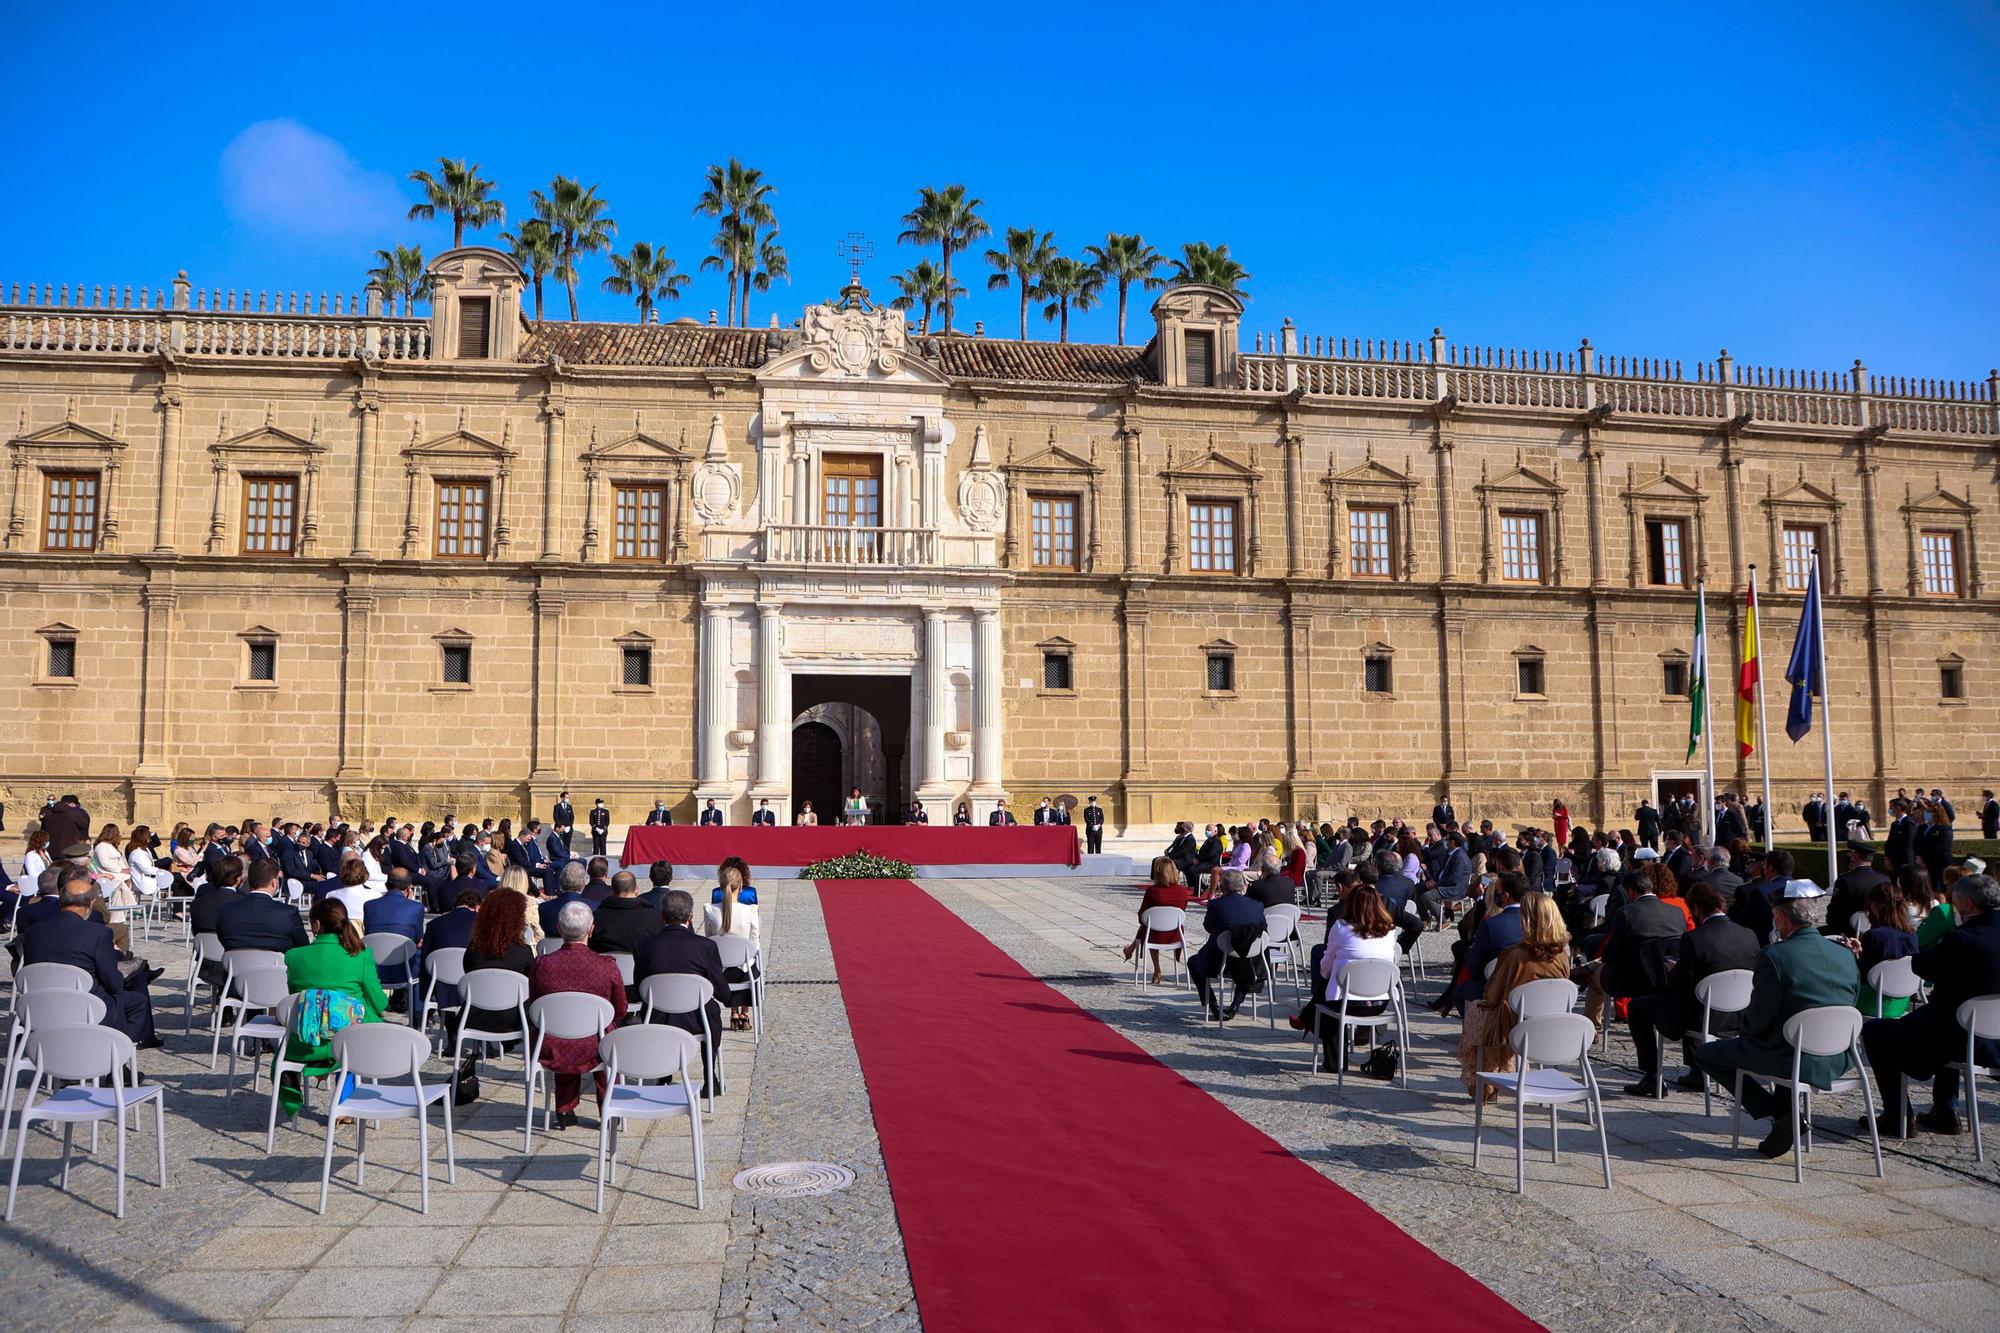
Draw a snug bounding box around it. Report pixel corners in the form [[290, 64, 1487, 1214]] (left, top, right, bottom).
[[3, 1, 1996, 380]]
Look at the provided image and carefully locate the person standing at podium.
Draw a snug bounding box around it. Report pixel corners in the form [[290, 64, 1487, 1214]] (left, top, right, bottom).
[[844, 787, 869, 826], [752, 800, 777, 827], [1082, 796, 1105, 855]]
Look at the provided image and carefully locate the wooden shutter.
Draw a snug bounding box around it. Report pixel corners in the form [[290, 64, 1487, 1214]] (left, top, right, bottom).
[[1185, 331, 1214, 387], [457, 297, 491, 359]]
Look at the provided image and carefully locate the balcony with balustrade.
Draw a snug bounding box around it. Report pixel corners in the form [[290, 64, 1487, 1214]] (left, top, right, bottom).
[[698, 523, 998, 570]]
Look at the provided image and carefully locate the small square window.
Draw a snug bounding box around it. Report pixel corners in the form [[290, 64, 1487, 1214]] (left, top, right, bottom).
[[247, 641, 277, 682], [441, 643, 472, 685], [46, 638, 76, 679], [1042, 652, 1073, 691], [1941, 663, 1965, 700], [1663, 660, 1689, 697], [622, 646, 653, 687], [1517, 658, 1546, 697], [1206, 653, 1235, 693], [1364, 656, 1393, 694]]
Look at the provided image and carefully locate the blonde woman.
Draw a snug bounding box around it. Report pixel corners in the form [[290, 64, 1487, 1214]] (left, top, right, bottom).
[[91, 823, 140, 932], [1456, 885, 1571, 1097], [499, 864, 544, 944], [703, 856, 761, 1029]]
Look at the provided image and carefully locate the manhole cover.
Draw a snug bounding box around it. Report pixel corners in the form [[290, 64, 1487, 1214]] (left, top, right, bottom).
[[732, 1161, 856, 1197]]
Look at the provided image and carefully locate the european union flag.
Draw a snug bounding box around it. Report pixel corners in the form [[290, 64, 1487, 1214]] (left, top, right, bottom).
[[1784, 556, 1823, 742]]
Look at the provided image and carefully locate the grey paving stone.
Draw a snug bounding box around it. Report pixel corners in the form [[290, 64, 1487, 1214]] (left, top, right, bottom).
[[570, 1263, 718, 1312], [1744, 1288, 1942, 1333], [1768, 1235, 1967, 1287], [422, 1267, 585, 1316], [456, 1223, 606, 1267], [319, 1224, 474, 1266], [267, 1265, 442, 1318], [182, 1225, 338, 1270], [1871, 1277, 2000, 1326]]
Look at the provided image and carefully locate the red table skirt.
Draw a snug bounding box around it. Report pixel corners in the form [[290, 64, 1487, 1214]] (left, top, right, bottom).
[[620, 825, 1082, 869]]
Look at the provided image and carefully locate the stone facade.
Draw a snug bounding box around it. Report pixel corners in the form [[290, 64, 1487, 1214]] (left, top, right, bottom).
[[1, 254, 1995, 836]]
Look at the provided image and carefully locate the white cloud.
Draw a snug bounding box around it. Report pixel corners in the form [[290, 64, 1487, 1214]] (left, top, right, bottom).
[[218, 119, 406, 239]]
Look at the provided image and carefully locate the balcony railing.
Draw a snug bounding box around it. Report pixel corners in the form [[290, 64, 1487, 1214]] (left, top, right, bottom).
[[762, 524, 939, 566]]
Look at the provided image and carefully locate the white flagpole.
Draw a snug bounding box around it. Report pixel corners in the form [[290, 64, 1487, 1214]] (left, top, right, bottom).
[[1749, 563, 1775, 852], [1699, 577, 1716, 847], [1812, 549, 1837, 888]]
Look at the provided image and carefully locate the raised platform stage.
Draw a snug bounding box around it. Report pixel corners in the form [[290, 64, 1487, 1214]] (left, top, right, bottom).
[[619, 824, 1100, 878]]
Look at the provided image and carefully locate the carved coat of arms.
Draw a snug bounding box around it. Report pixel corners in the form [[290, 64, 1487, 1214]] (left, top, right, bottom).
[[801, 304, 907, 378]]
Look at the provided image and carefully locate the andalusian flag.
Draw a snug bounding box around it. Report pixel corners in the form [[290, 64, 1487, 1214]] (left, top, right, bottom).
[[1737, 582, 1761, 758], [1686, 589, 1708, 762]]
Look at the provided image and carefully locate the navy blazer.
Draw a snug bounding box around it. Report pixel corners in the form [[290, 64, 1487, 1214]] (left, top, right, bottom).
[[645, 808, 671, 825], [553, 801, 575, 829], [419, 906, 478, 1007], [507, 837, 548, 872], [364, 892, 424, 944], [216, 891, 310, 953], [1192, 892, 1269, 970], [20, 910, 126, 1006], [273, 834, 313, 884], [699, 809, 724, 826], [313, 841, 342, 876], [1901, 909, 2000, 1068], [190, 883, 242, 936], [1455, 903, 1524, 1003], [538, 890, 590, 939], [242, 837, 272, 863], [202, 842, 235, 879], [752, 809, 777, 826], [634, 924, 728, 1024], [14, 896, 64, 938], [386, 840, 423, 874]]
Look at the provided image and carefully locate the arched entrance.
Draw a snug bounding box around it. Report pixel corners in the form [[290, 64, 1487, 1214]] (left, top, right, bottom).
[[792, 672, 912, 823], [791, 721, 843, 827]]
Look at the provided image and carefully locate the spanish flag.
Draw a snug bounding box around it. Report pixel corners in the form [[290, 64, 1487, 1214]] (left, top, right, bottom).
[[1737, 581, 1761, 758]]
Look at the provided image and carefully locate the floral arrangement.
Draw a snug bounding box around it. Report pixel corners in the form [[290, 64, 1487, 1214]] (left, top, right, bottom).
[[797, 850, 916, 880]]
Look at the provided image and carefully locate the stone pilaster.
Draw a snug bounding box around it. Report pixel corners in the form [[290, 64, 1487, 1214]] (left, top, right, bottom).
[[971, 607, 1005, 805], [751, 600, 790, 811], [152, 377, 182, 552], [696, 601, 731, 796], [918, 607, 951, 809]]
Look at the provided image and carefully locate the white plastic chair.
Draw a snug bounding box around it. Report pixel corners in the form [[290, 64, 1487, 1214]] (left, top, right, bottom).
[[451, 970, 532, 1101], [606, 952, 641, 1015], [9, 962, 92, 1015], [1197, 928, 1272, 1028], [537, 936, 565, 956], [1866, 956, 1922, 1018], [263, 995, 317, 1154], [639, 972, 720, 1111], [317, 1023, 455, 1215], [209, 949, 284, 1069], [1311, 957, 1409, 1088], [524, 992, 615, 1152], [1473, 1011, 1610, 1193], [1507, 977, 1579, 1020], [184, 932, 226, 1036], [595, 1025, 704, 1214], [364, 933, 420, 1023], [1686, 969, 1755, 1114], [4, 1024, 166, 1220], [1947, 994, 2000, 1163], [1729, 1004, 1883, 1184], [1132, 907, 1187, 988], [222, 969, 293, 1100], [416, 947, 467, 1035], [714, 935, 765, 1040], [0, 989, 107, 1156], [1262, 905, 1304, 998]]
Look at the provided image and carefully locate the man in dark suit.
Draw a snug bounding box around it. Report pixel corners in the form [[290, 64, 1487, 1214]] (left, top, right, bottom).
[[635, 889, 729, 1095], [312, 828, 342, 878], [22, 877, 161, 1046], [553, 791, 577, 854], [637, 860, 676, 911], [591, 871, 663, 955], [589, 799, 612, 855], [191, 855, 245, 937], [1033, 798, 1057, 826], [1714, 796, 1748, 848], [1863, 873, 2000, 1136], [1417, 832, 1473, 924], [1452, 871, 1526, 1009], [508, 820, 551, 879], [1246, 849, 1297, 908], [37, 796, 89, 862], [1696, 845, 1745, 900], [363, 870, 424, 1000], [1695, 879, 1861, 1158], [699, 800, 725, 827], [1884, 801, 1917, 871], [200, 824, 236, 881], [1730, 848, 1786, 944], [1832, 792, 1858, 841], [424, 849, 486, 914], [539, 862, 592, 938], [240, 821, 272, 863], [1982, 790, 2000, 841], [1625, 881, 1761, 1096], [9, 869, 63, 963], [1584, 872, 1685, 1028], [645, 801, 672, 826], [1802, 794, 1828, 843], [751, 800, 778, 827], [1162, 822, 1198, 883], [1081, 796, 1105, 854], [1828, 841, 1890, 938], [580, 857, 614, 906], [1188, 870, 1269, 1021], [1193, 824, 1224, 882], [1372, 849, 1422, 954], [988, 800, 1017, 827], [1432, 797, 1457, 830], [216, 858, 310, 954], [419, 887, 481, 1013], [273, 822, 318, 893], [385, 824, 423, 875]]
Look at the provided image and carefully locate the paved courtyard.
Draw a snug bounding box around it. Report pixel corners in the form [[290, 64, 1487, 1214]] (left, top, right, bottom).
[[5, 875, 1999, 1331]]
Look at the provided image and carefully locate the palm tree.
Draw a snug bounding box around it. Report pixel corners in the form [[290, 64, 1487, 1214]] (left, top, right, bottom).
[[743, 230, 789, 327], [529, 176, 617, 321], [890, 261, 964, 335], [1083, 233, 1167, 345], [366, 245, 431, 306], [693, 159, 777, 326], [898, 185, 988, 334], [406, 157, 505, 248], [1167, 241, 1251, 296], [1035, 255, 1103, 343], [600, 241, 691, 322], [499, 218, 559, 321], [985, 227, 1053, 340]]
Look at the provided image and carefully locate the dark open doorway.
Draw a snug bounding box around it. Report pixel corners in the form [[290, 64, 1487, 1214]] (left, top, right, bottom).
[[791, 672, 913, 823], [791, 721, 842, 828]]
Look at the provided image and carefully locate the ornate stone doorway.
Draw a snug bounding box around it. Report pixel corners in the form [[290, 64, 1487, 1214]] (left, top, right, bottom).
[[792, 672, 912, 823]]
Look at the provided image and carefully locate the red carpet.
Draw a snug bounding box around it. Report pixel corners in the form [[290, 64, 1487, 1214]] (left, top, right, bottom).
[[818, 879, 1541, 1332]]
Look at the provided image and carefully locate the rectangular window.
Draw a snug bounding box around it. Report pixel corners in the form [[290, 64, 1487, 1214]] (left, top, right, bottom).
[[435, 481, 490, 559], [1030, 494, 1078, 570], [1663, 660, 1689, 697], [1364, 655, 1393, 694], [457, 296, 491, 359], [1185, 330, 1215, 387], [1781, 524, 1824, 591], [1188, 501, 1239, 573], [822, 453, 884, 528], [1348, 506, 1395, 578], [1941, 662, 1965, 700], [46, 637, 76, 679], [1921, 530, 1961, 597], [1206, 652, 1235, 693], [42, 472, 99, 552], [241, 475, 299, 556], [621, 645, 653, 687], [1042, 652, 1073, 691], [247, 641, 277, 681], [441, 643, 472, 685], [1499, 511, 1543, 583], [613, 484, 667, 562], [1517, 657, 1546, 697], [1645, 518, 1688, 587]]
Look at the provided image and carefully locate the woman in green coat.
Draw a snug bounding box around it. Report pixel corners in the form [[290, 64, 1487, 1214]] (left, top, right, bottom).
[[276, 897, 388, 1116]]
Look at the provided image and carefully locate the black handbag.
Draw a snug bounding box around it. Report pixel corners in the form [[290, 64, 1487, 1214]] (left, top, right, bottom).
[[1359, 1041, 1401, 1081]]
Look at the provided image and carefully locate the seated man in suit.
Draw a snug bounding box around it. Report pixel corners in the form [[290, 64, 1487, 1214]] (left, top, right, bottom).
[[363, 869, 425, 1004], [645, 800, 672, 826], [1693, 880, 1861, 1159], [638, 859, 676, 911], [419, 887, 481, 1014], [200, 824, 235, 881], [1863, 872, 2000, 1136], [1375, 850, 1422, 956], [988, 800, 1017, 827], [1582, 869, 1684, 1027], [1187, 869, 1269, 1022], [1247, 848, 1298, 909], [1033, 798, 1058, 826], [1625, 880, 1761, 1097], [751, 799, 778, 827], [580, 856, 615, 906], [190, 853, 245, 936], [216, 857, 310, 954], [635, 889, 729, 1095], [539, 861, 593, 939], [21, 877, 161, 1047], [1416, 831, 1473, 925], [1163, 822, 1199, 884], [592, 871, 664, 956], [508, 819, 551, 878], [1450, 871, 1526, 1010], [699, 800, 725, 827]]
